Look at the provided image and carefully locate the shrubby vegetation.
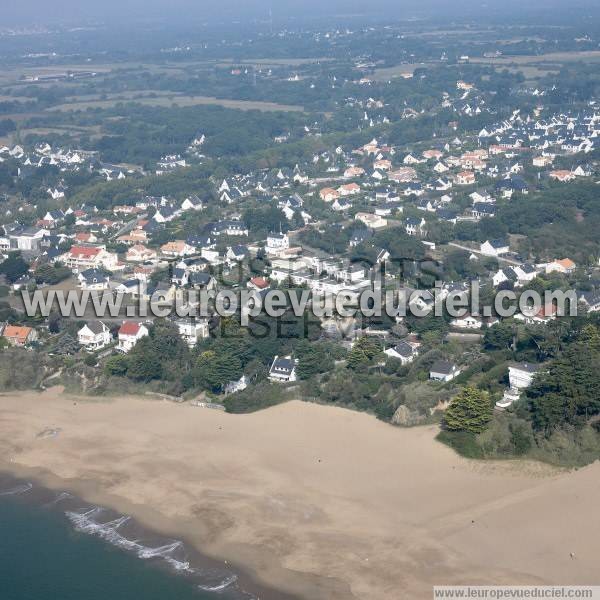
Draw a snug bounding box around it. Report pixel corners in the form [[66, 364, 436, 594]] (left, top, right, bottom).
[[0, 348, 57, 391], [440, 321, 600, 467]]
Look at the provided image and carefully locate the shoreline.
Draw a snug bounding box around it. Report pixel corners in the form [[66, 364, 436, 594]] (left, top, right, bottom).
[[0, 470, 300, 600], [1, 388, 599, 599]]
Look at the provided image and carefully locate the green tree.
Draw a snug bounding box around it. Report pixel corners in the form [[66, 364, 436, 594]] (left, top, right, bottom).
[[105, 354, 129, 376], [34, 263, 71, 285], [443, 387, 493, 434], [0, 252, 29, 283], [296, 341, 334, 380], [347, 337, 381, 371], [194, 350, 242, 392], [126, 337, 163, 381], [484, 321, 515, 351]]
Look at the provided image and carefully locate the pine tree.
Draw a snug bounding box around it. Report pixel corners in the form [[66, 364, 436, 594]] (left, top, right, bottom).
[[346, 337, 381, 371], [443, 387, 493, 434]]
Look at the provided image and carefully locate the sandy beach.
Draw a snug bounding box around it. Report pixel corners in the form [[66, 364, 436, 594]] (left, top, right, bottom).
[[1, 387, 599, 599]]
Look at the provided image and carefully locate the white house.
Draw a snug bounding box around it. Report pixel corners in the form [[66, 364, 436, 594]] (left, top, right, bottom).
[[174, 318, 210, 348], [266, 232, 290, 254], [480, 239, 510, 257], [355, 212, 387, 229], [117, 321, 149, 353], [405, 217, 426, 236], [545, 258, 576, 275], [78, 268, 110, 291], [496, 363, 542, 409], [430, 360, 461, 382], [268, 355, 298, 383], [181, 195, 204, 212], [384, 340, 420, 365], [126, 244, 158, 263], [77, 320, 111, 350], [62, 245, 119, 273], [450, 314, 483, 329]]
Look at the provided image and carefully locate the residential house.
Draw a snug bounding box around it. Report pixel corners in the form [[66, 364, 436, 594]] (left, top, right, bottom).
[[355, 212, 387, 229], [429, 360, 461, 382], [549, 170, 576, 183], [189, 272, 216, 290], [456, 171, 476, 186], [384, 340, 420, 365], [174, 318, 210, 348], [2, 325, 38, 347], [117, 321, 149, 353], [126, 244, 157, 262], [450, 314, 483, 329], [546, 258, 576, 275], [344, 166, 365, 178], [515, 303, 558, 325], [497, 362, 542, 409], [480, 239, 510, 257], [338, 183, 361, 196], [78, 268, 110, 291], [153, 205, 179, 223], [247, 276, 270, 291], [160, 240, 195, 257], [472, 203, 496, 219], [226, 245, 249, 262], [181, 195, 204, 212], [62, 245, 118, 273], [578, 290, 600, 313], [77, 321, 111, 350], [266, 232, 290, 255], [493, 267, 518, 288], [268, 355, 298, 383], [319, 187, 340, 202], [8, 226, 49, 253], [405, 217, 426, 236]]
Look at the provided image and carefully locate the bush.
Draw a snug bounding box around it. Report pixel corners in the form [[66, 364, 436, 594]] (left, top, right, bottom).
[[104, 354, 129, 376], [223, 382, 287, 414], [476, 414, 534, 458], [436, 430, 485, 459]]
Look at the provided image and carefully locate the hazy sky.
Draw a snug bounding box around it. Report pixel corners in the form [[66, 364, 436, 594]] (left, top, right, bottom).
[[2, 0, 597, 26]]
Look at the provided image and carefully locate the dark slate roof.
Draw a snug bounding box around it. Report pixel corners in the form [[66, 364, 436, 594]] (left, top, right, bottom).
[[390, 341, 415, 358], [430, 360, 456, 375], [86, 320, 107, 334], [189, 272, 212, 286], [270, 356, 296, 374], [80, 268, 108, 283]]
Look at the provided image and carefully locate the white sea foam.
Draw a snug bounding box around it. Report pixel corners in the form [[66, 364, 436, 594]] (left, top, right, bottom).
[[44, 491, 73, 507], [198, 574, 238, 592], [0, 482, 33, 496], [65, 508, 192, 573]]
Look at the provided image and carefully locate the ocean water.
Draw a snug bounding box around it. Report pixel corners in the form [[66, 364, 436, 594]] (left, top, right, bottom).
[[0, 476, 268, 600]]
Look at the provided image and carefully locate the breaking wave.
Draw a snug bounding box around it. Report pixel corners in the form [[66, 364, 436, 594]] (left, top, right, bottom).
[[43, 491, 73, 507], [63, 505, 254, 597], [0, 482, 33, 496], [65, 507, 192, 573], [198, 574, 238, 592]]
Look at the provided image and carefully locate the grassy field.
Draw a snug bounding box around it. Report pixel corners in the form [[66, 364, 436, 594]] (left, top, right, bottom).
[[216, 57, 333, 67], [47, 94, 305, 113], [471, 50, 600, 66], [371, 63, 429, 81]]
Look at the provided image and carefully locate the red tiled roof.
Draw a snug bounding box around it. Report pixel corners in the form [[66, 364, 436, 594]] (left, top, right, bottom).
[[119, 321, 141, 336], [70, 246, 101, 258], [250, 277, 269, 289], [3, 325, 33, 342]]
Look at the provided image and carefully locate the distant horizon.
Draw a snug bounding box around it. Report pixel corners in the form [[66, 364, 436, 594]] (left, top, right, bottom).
[[2, 0, 600, 28]]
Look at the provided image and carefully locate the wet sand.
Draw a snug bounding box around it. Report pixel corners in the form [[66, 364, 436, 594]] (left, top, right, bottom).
[[1, 388, 599, 599]]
